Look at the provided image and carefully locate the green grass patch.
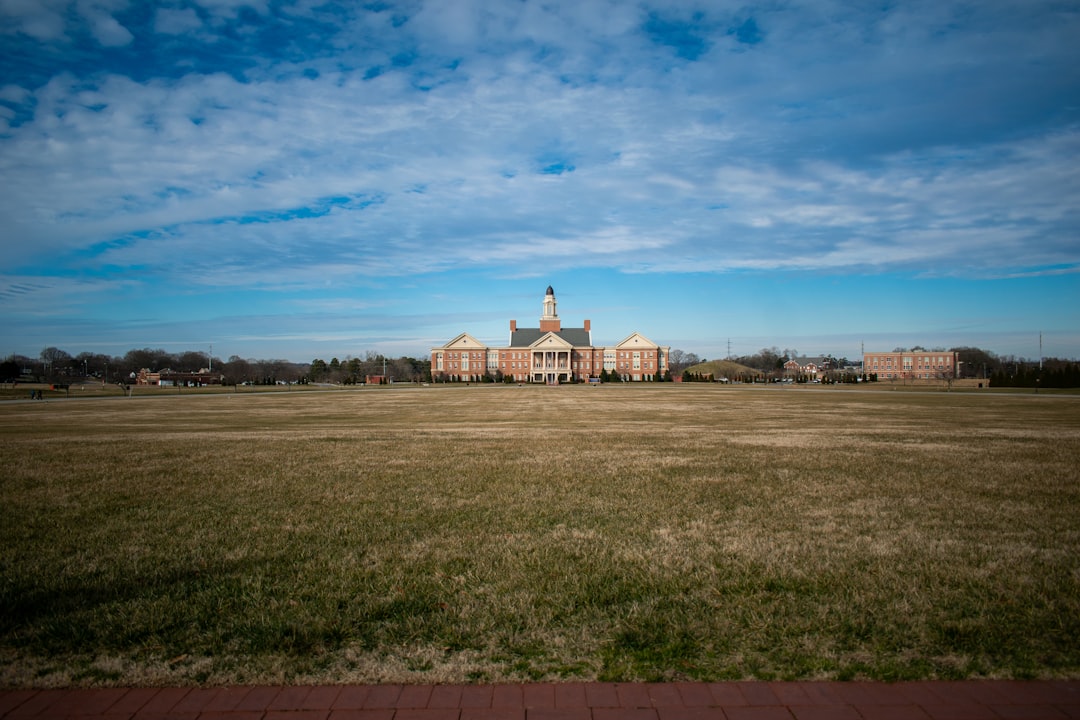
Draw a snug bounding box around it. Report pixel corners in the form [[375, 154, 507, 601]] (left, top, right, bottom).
[[1, 385, 1078, 686]]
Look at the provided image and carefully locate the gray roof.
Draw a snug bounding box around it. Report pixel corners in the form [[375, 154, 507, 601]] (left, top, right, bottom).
[[510, 328, 592, 347]]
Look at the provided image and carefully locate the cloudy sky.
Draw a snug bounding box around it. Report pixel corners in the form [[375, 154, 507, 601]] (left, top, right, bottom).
[[2, 0, 1078, 363]]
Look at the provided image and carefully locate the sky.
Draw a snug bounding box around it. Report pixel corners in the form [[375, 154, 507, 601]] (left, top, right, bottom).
[[1, 0, 1078, 364]]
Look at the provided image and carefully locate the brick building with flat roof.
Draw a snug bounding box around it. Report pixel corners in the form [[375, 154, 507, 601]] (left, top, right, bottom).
[[864, 350, 959, 381], [431, 286, 670, 383]]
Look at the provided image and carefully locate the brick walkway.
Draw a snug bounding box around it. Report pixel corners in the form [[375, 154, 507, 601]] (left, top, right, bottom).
[[2, 681, 1078, 719]]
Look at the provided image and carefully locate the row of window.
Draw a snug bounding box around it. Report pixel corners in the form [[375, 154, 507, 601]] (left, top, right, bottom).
[[871, 362, 953, 370], [435, 349, 667, 375], [436, 350, 665, 361], [873, 362, 951, 366], [868, 356, 954, 365], [442, 372, 657, 382]]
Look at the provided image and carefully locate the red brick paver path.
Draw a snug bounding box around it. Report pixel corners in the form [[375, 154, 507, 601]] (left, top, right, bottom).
[[2, 681, 1078, 720]]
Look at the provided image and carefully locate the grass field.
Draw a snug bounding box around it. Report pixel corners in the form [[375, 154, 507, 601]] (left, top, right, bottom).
[[1, 384, 1078, 688]]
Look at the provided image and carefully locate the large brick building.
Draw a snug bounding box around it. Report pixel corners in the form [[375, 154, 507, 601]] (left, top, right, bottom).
[[431, 286, 670, 383], [863, 350, 959, 380]]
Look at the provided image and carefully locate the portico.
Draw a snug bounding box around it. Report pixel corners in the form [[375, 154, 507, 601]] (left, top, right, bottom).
[[530, 333, 573, 384]]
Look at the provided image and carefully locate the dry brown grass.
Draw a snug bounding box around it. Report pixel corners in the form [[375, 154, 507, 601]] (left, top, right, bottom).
[[1, 384, 1078, 687]]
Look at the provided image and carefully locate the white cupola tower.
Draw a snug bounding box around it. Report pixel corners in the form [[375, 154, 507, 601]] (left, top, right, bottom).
[[540, 285, 561, 332]]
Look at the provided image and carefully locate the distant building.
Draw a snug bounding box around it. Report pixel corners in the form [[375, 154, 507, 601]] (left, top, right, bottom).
[[783, 356, 832, 379], [863, 350, 959, 380], [135, 368, 224, 386], [430, 286, 670, 383]]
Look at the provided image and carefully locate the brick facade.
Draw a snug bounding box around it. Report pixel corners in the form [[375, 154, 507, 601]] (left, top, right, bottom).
[[431, 286, 669, 383], [863, 350, 959, 380]]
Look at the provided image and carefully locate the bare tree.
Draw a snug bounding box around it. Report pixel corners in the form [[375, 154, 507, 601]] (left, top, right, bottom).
[[122, 348, 172, 376], [222, 356, 253, 385], [40, 347, 72, 379], [176, 350, 210, 372]]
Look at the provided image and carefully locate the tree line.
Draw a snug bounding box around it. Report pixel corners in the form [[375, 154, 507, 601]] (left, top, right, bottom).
[[308, 353, 429, 384], [5, 344, 1077, 388], [0, 347, 429, 387], [989, 360, 1080, 389]]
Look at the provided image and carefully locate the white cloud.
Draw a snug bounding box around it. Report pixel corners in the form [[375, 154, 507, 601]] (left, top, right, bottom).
[[154, 7, 204, 35], [78, 0, 133, 46], [0, 84, 31, 103], [0, 0, 67, 41], [190, 0, 270, 23], [0, 0, 134, 46], [3, 46, 1075, 282]]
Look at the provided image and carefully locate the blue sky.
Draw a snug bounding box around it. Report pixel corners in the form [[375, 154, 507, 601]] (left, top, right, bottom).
[[1, 0, 1078, 363]]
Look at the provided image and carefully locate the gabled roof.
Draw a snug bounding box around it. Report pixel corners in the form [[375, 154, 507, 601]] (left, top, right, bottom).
[[615, 332, 659, 349], [510, 327, 591, 347], [435, 333, 488, 350], [794, 356, 828, 366], [528, 332, 573, 350]]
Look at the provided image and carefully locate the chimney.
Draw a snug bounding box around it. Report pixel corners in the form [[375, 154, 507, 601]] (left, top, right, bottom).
[[510, 320, 517, 332], [584, 319, 591, 332]]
